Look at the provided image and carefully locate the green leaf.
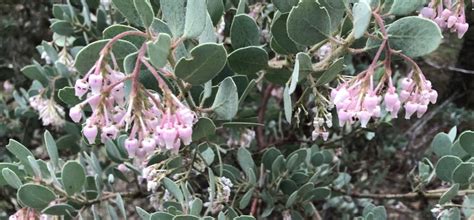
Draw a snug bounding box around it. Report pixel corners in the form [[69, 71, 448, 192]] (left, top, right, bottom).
[[283, 85, 292, 123], [150, 18, 174, 37], [311, 187, 331, 201], [116, 194, 127, 219], [134, 0, 154, 28], [163, 177, 184, 205], [190, 198, 203, 215], [42, 203, 76, 216], [21, 65, 48, 86], [431, 132, 453, 157], [0, 163, 24, 186], [175, 43, 227, 85], [435, 155, 462, 182], [239, 188, 254, 209], [150, 212, 174, 220], [75, 39, 138, 74], [452, 162, 473, 184], [106, 139, 126, 163], [103, 24, 146, 48], [439, 183, 459, 204], [234, 216, 256, 220], [316, 57, 344, 86], [389, 0, 424, 15], [2, 168, 22, 189], [320, 0, 346, 32], [352, 1, 372, 39], [173, 215, 200, 220], [160, 0, 186, 37], [211, 77, 239, 120], [6, 139, 34, 175], [17, 184, 56, 210], [207, 0, 224, 25], [273, 0, 298, 13], [459, 131, 474, 157], [262, 148, 282, 170], [198, 143, 216, 165], [288, 54, 300, 94], [192, 117, 216, 140], [51, 20, 75, 36], [147, 33, 172, 69], [58, 86, 81, 106], [136, 206, 151, 219], [44, 130, 59, 169], [271, 12, 300, 54], [62, 161, 86, 196], [462, 194, 474, 218], [230, 14, 260, 49], [228, 46, 268, 77], [237, 148, 256, 174], [112, 0, 143, 26], [287, 0, 331, 46], [183, 0, 207, 39], [385, 16, 442, 57]]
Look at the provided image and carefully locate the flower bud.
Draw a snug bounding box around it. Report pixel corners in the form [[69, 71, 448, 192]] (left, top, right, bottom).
[[441, 9, 451, 20], [357, 111, 371, 128], [337, 109, 351, 126], [400, 78, 414, 91], [434, 17, 447, 29], [417, 104, 428, 118], [102, 124, 119, 140], [178, 125, 192, 146], [142, 137, 156, 154], [125, 138, 139, 157], [400, 90, 411, 102], [456, 23, 469, 38], [363, 94, 379, 112], [321, 132, 329, 141], [404, 102, 418, 119], [312, 130, 320, 141], [74, 80, 89, 98], [118, 164, 129, 172], [88, 74, 103, 94], [447, 16, 457, 28], [162, 127, 178, 150], [83, 125, 98, 144], [69, 105, 82, 123], [420, 7, 435, 19], [429, 90, 438, 104]]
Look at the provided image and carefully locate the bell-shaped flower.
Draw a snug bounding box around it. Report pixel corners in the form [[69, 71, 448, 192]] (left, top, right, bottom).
[[88, 74, 103, 94], [83, 125, 98, 144], [178, 125, 192, 146], [74, 80, 89, 98], [69, 105, 82, 123], [125, 138, 139, 157]]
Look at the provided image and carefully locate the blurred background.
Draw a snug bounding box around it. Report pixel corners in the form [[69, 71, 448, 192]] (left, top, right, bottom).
[[0, 0, 473, 219]]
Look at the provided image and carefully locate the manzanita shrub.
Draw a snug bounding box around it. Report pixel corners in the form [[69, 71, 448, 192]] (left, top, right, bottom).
[[0, 0, 472, 219]]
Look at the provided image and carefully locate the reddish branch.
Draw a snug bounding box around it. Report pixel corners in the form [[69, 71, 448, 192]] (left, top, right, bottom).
[[257, 84, 275, 149]]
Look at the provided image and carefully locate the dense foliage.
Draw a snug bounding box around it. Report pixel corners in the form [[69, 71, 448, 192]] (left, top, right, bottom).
[[0, 0, 473, 219]]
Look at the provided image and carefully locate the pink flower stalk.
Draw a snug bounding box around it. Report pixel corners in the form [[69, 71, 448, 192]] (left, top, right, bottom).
[[71, 63, 196, 166], [419, 1, 469, 38]]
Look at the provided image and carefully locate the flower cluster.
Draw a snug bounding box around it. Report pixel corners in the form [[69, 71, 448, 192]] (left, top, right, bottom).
[[29, 94, 65, 128], [331, 71, 437, 128], [142, 165, 167, 192], [420, 0, 469, 38], [70, 63, 196, 164], [204, 177, 233, 214], [226, 129, 256, 148], [9, 208, 52, 220]]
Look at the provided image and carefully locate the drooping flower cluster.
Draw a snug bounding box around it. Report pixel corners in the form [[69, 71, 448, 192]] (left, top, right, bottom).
[[29, 94, 65, 128], [204, 177, 233, 214], [70, 63, 196, 164], [420, 0, 469, 38], [331, 71, 437, 128]]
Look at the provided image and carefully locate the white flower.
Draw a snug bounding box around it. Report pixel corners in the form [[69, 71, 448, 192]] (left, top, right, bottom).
[[29, 95, 65, 127]]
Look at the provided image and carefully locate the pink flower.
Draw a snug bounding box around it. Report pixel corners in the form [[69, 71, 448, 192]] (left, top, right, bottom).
[[125, 138, 139, 157], [83, 125, 98, 144], [74, 80, 89, 98], [404, 102, 418, 119], [69, 105, 82, 123]]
